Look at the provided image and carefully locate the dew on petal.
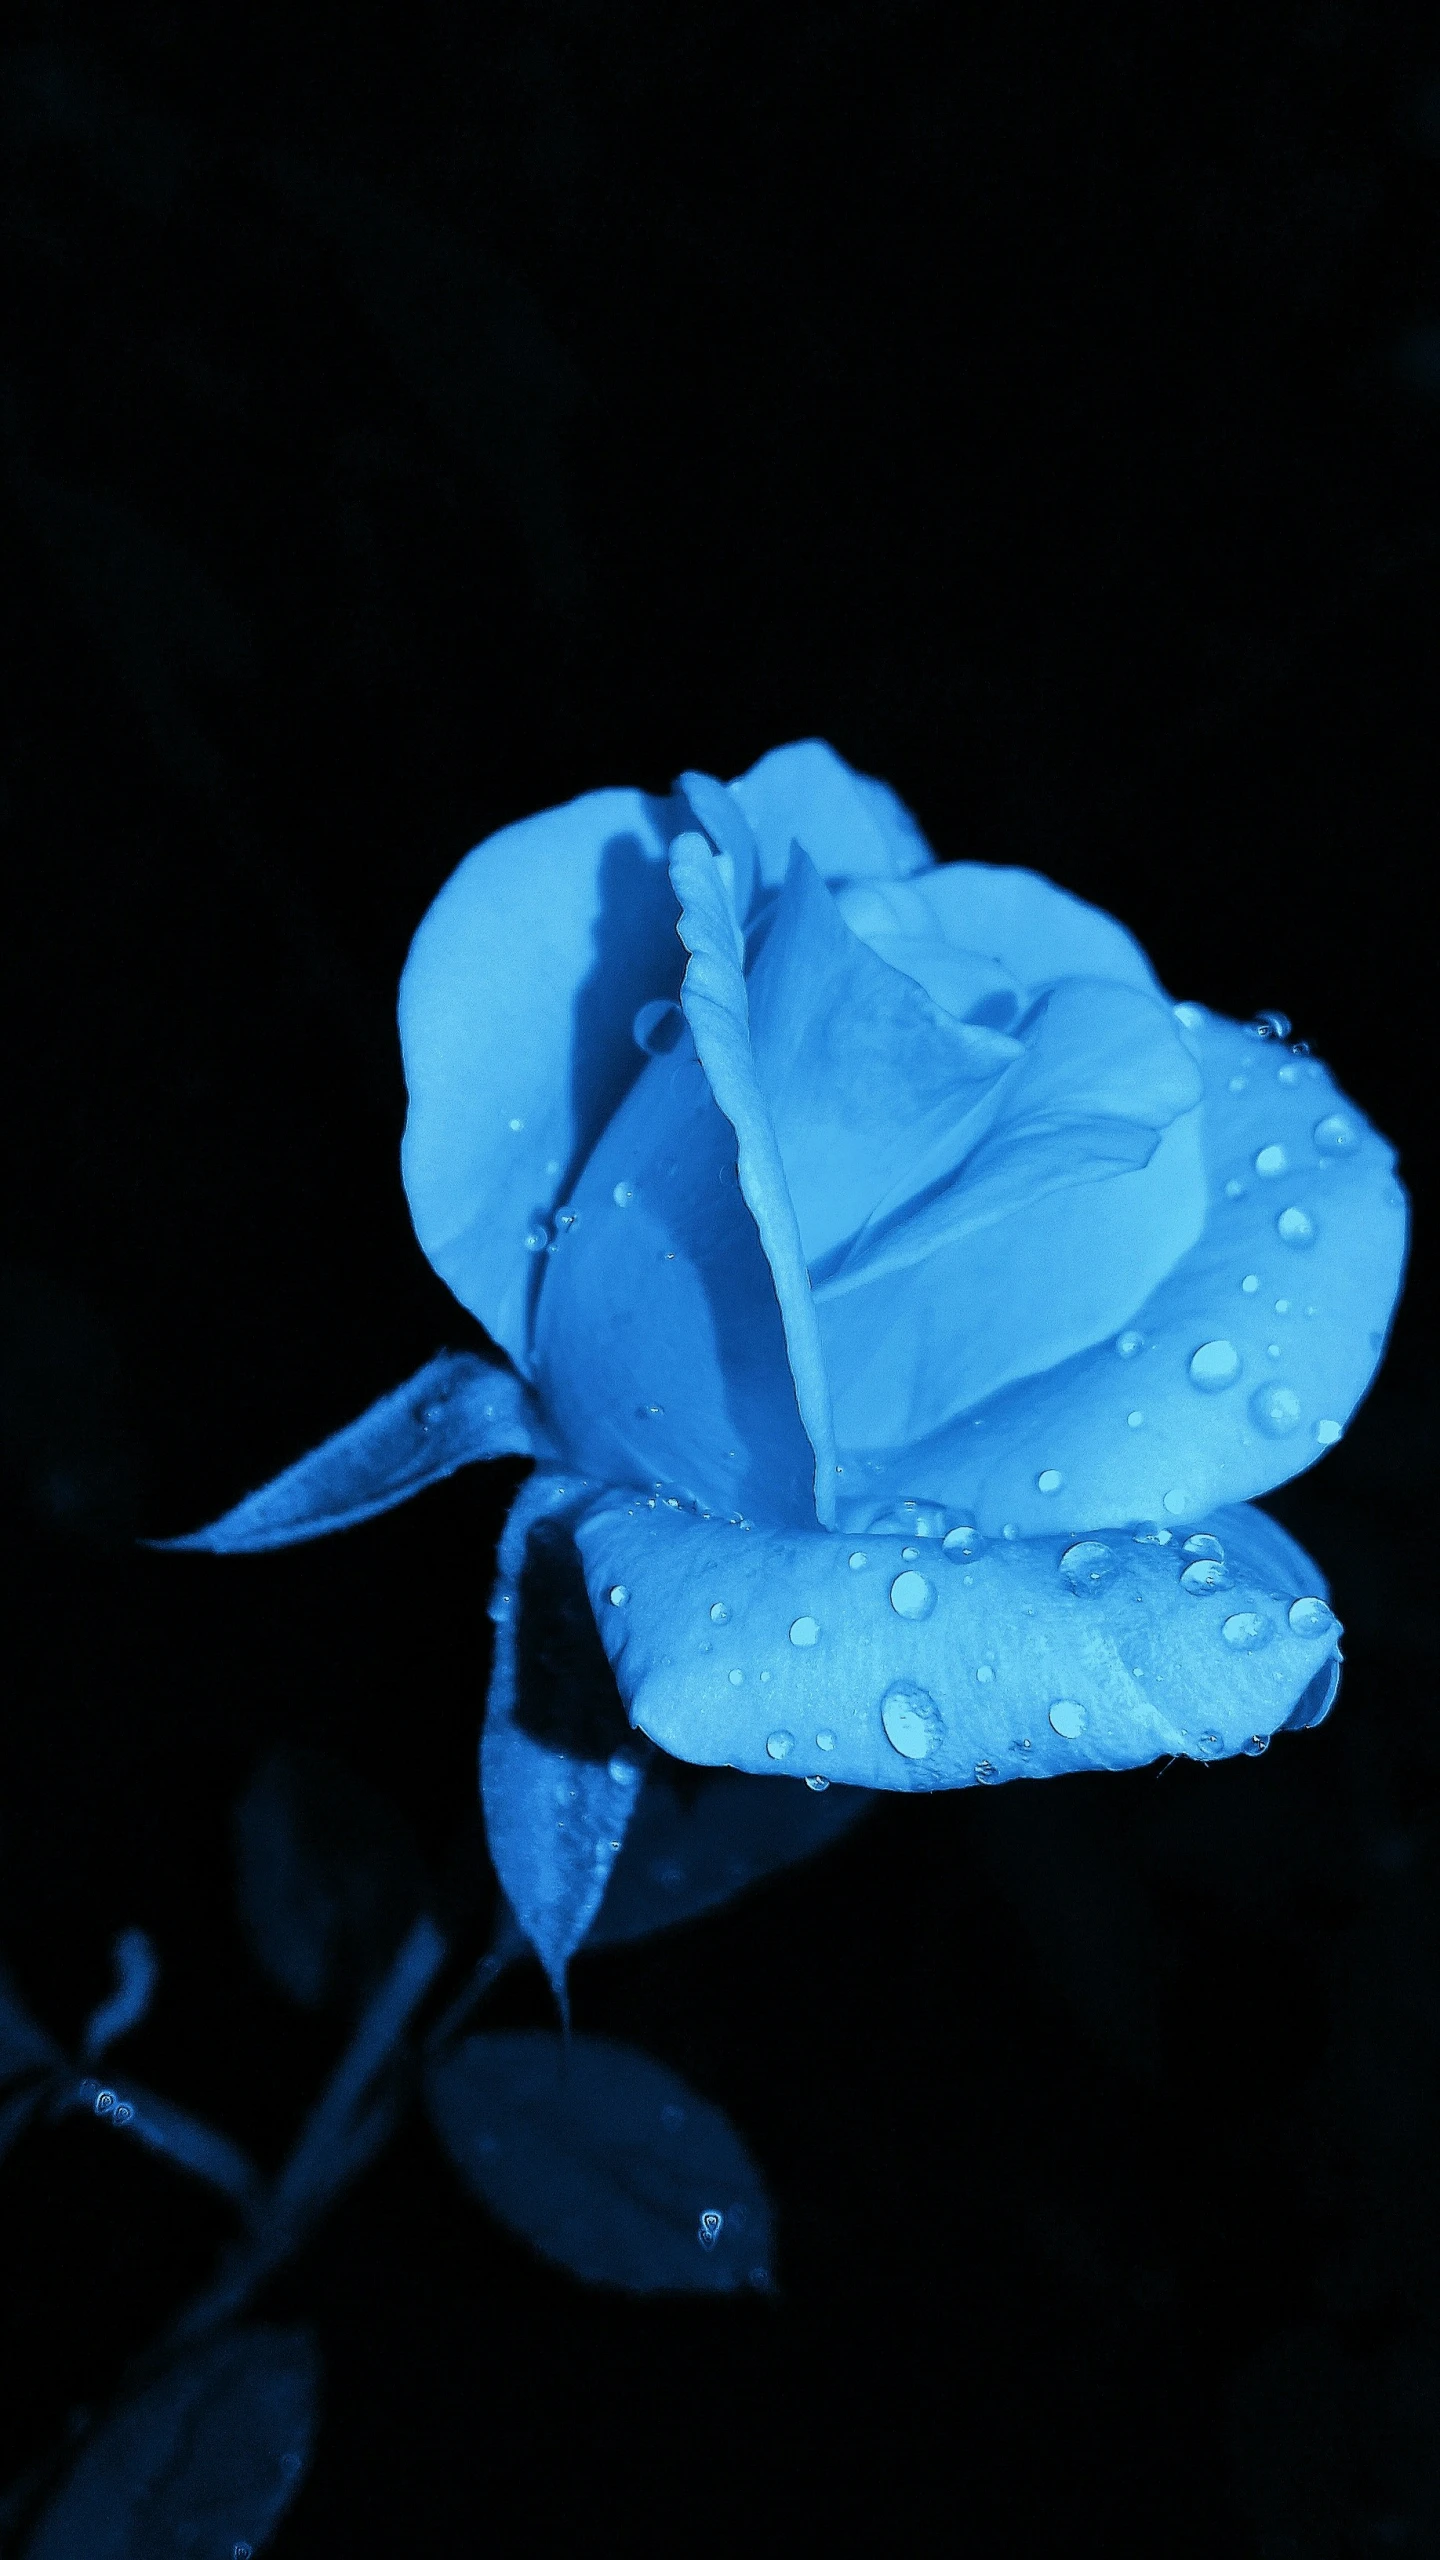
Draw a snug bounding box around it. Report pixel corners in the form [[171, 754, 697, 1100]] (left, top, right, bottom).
[[804, 1775, 830, 1791], [1222, 1612, 1268, 1650], [1314, 1113, 1359, 1156], [608, 1754, 641, 1783], [508, 1116, 525, 1132], [1173, 1002, 1205, 1030], [1133, 1524, 1173, 1545], [789, 1615, 820, 1647], [1250, 1382, 1303, 1438], [1228, 1074, 1249, 1092], [765, 1730, 795, 1760], [1195, 1732, 1226, 1757], [1189, 1339, 1241, 1393], [709, 1601, 730, 1624], [848, 1550, 868, 1570], [608, 1585, 629, 1607], [1276, 1206, 1315, 1247], [1182, 1532, 1225, 1560], [942, 1524, 983, 1558], [727, 1668, 744, 1686], [1275, 1298, 1291, 1313], [975, 1663, 995, 1683], [1241, 1273, 1259, 1293], [901, 1545, 919, 1560], [1115, 1330, 1144, 1358], [1242, 1734, 1271, 1757], [1061, 1541, 1113, 1587], [632, 998, 685, 1056], [1181, 1558, 1230, 1593], [523, 1225, 549, 1253], [1225, 1178, 1246, 1199], [1162, 1490, 1188, 1515], [1127, 1410, 1144, 1429], [1245, 1011, 1291, 1041], [1048, 1699, 1086, 1739], [1037, 1468, 1063, 1494], [611, 1180, 637, 1208], [815, 1729, 836, 1750], [889, 1569, 936, 1621], [1255, 1144, 1288, 1178], [1315, 1418, 1343, 1446], [1288, 1596, 1337, 1638], [880, 1685, 942, 1760]]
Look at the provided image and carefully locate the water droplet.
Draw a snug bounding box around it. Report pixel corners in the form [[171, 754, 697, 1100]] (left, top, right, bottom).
[[805, 1774, 830, 1790], [1267, 1342, 1281, 1358], [1127, 1410, 1144, 1428], [1115, 1330, 1144, 1357], [815, 1729, 836, 1750], [1313, 1113, 1358, 1156], [1245, 1010, 1291, 1041], [1277, 1062, 1300, 1086], [1173, 1002, 1205, 1029], [975, 1663, 995, 1683], [1189, 1339, 1241, 1392], [1182, 1532, 1225, 1559], [1288, 1595, 1337, 1638], [633, 997, 685, 1055], [848, 1550, 868, 1570], [1061, 1540, 1113, 1586], [1228, 1073, 1249, 1092], [901, 1545, 919, 1560], [1162, 1489, 1188, 1515], [1048, 1699, 1086, 1739], [608, 1585, 629, 1606], [1181, 1558, 1230, 1592], [1133, 1524, 1173, 1545], [1250, 1382, 1302, 1438], [94, 2088, 117, 2115], [1275, 1298, 1291, 1313], [111, 2102, 134, 2127], [1195, 1731, 1226, 1757], [608, 1755, 641, 1784], [765, 1730, 795, 1759], [1254, 1143, 1288, 1178], [1315, 1417, 1343, 1446], [508, 1116, 525, 1132], [727, 1667, 744, 1686], [1276, 1206, 1315, 1247], [974, 1759, 1001, 1785], [523, 1224, 549, 1253], [1222, 1612, 1269, 1650], [643, 1401, 665, 1417], [889, 1569, 936, 1621], [881, 1683, 943, 1758], [698, 2209, 724, 2249], [789, 1615, 820, 1647], [1225, 1178, 1246, 1199], [1242, 1733, 1270, 1757], [942, 1524, 983, 1558], [1037, 1468, 1063, 1494], [234, 2546, 253, 2560], [1241, 1273, 1259, 1293], [612, 1180, 637, 1208], [1002, 1523, 1019, 1540], [709, 1601, 730, 1623], [555, 1208, 579, 1230]]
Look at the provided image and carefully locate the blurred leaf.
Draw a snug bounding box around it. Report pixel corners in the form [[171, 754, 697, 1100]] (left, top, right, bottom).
[[426, 2030, 774, 2295], [60, 2077, 263, 2218], [585, 1761, 876, 1953], [155, 1349, 548, 1552], [0, 1961, 63, 2090], [20, 2325, 317, 2560], [233, 1746, 431, 2012], [80, 1930, 158, 2064]]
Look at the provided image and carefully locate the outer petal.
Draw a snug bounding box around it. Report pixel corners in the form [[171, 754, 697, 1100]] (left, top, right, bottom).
[[847, 1012, 1408, 1534], [399, 785, 688, 1372], [574, 1496, 1344, 1792], [727, 739, 936, 890], [833, 862, 1166, 1004]]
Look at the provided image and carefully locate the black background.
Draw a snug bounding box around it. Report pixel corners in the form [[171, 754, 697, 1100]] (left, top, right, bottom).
[[2, 4, 1439, 2553]]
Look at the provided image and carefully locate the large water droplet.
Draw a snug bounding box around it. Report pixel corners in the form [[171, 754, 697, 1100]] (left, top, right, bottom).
[[1288, 1595, 1337, 1638], [789, 1615, 820, 1647], [1313, 1113, 1358, 1156], [805, 1774, 830, 1791], [1036, 1468, 1063, 1494], [1189, 1339, 1241, 1392], [1254, 1144, 1288, 1178], [1061, 1541, 1113, 1587], [612, 1180, 637, 1208], [765, 1730, 795, 1759], [1162, 1489, 1188, 1515], [942, 1524, 983, 1558], [1250, 1382, 1302, 1438], [1182, 1532, 1225, 1560], [633, 998, 685, 1056], [889, 1569, 936, 1621], [1195, 1732, 1226, 1758], [709, 1601, 730, 1623], [1222, 1611, 1269, 1650], [1115, 1330, 1144, 1358], [1048, 1699, 1086, 1739], [881, 1683, 943, 1758], [608, 1585, 629, 1606], [727, 1668, 744, 1686], [815, 1729, 836, 1750], [1181, 1558, 1230, 1592], [1242, 1733, 1270, 1757], [1276, 1206, 1315, 1247], [1245, 1011, 1291, 1041]]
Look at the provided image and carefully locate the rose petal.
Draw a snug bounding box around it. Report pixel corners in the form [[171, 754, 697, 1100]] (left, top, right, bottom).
[[857, 862, 1165, 1001], [860, 1011, 1407, 1532], [726, 739, 936, 890], [574, 1494, 1343, 1791], [399, 785, 689, 1372]]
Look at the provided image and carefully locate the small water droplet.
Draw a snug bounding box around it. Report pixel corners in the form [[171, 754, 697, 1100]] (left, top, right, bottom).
[[1313, 1113, 1358, 1156], [1250, 1382, 1302, 1438], [881, 1682, 943, 1758], [508, 1116, 525, 1132], [1225, 1178, 1246, 1199], [727, 1667, 744, 1686], [523, 1224, 549, 1253], [759, 1668, 771, 1682], [975, 1663, 995, 1683], [1277, 1062, 1300, 1085], [1162, 1489, 1188, 1515], [1127, 1410, 1144, 1428], [765, 1730, 795, 1759], [1242, 1733, 1270, 1757], [1254, 1143, 1288, 1178], [1275, 1298, 1291, 1313], [1002, 1523, 1019, 1540], [1315, 1417, 1343, 1446], [1222, 1612, 1268, 1650], [1037, 1468, 1063, 1494], [941, 1524, 983, 1558], [815, 1729, 836, 1750], [1173, 1001, 1205, 1029], [973, 1759, 1001, 1785], [889, 1569, 936, 1621], [1115, 1330, 1144, 1357], [709, 1601, 730, 1623], [1061, 1540, 1113, 1586], [1228, 1074, 1248, 1092], [848, 1550, 868, 1570], [1276, 1206, 1315, 1247], [1288, 1595, 1337, 1638], [901, 1544, 919, 1560], [1133, 1524, 1173, 1545], [1195, 1731, 1226, 1757], [1245, 1011, 1291, 1042], [643, 1401, 665, 1417], [1048, 1699, 1086, 1739], [612, 1180, 637, 1208], [1181, 1558, 1230, 1593], [1182, 1532, 1225, 1559], [1189, 1339, 1241, 1392], [698, 2209, 724, 2249], [94, 2088, 117, 2115], [1241, 1273, 1259, 1293], [608, 1585, 629, 1606], [111, 2102, 134, 2127], [789, 1615, 820, 1647]]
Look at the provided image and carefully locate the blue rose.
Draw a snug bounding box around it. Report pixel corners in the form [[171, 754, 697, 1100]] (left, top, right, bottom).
[[177, 740, 1404, 1810]]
